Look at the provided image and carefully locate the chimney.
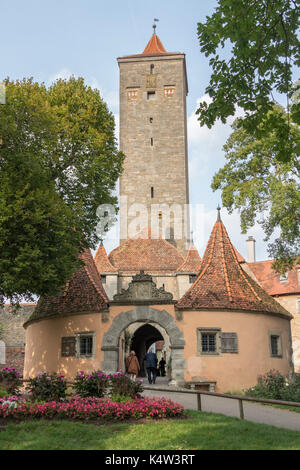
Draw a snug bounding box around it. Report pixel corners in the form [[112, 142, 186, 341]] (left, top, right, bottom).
[[246, 236, 256, 263]]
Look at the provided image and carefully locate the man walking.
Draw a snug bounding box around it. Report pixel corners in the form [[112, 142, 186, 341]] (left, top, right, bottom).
[[144, 349, 158, 384]]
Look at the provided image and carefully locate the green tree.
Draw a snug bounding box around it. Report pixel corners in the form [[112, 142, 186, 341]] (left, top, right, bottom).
[[197, 0, 299, 163], [0, 77, 124, 304], [212, 105, 300, 271]]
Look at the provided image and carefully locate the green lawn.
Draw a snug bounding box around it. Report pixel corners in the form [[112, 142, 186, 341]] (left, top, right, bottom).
[[0, 411, 299, 450]]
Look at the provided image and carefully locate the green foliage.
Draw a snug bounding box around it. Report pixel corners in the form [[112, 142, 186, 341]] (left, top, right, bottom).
[[26, 372, 67, 402], [110, 394, 134, 403], [212, 105, 300, 271], [0, 388, 8, 398], [0, 322, 4, 339], [0, 367, 22, 395], [197, 0, 300, 163], [73, 370, 110, 398], [0, 77, 124, 303], [109, 373, 144, 398], [245, 369, 300, 402]]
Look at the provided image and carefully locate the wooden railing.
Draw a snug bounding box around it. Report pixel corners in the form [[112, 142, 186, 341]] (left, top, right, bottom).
[[143, 386, 300, 419]]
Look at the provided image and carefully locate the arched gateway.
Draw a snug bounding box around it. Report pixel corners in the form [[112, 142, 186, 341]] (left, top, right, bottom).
[[101, 306, 185, 385]]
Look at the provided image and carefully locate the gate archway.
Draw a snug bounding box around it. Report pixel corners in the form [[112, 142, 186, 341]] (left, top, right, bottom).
[[101, 306, 185, 385]]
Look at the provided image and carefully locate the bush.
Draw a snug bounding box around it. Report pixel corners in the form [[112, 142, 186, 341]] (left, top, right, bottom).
[[0, 367, 22, 395], [109, 372, 143, 398], [110, 394, 134, 403], [245, 370, 300, 402], [73, 370, 109, 398], [26, 372, 67, 402], [281, 373, 300, 403]]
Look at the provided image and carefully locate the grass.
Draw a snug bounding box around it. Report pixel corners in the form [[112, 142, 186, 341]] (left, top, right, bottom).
[[0, 410, 299, 450]]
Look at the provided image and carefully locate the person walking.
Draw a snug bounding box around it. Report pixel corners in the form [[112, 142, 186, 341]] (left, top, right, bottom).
[[159, 357, 166, 377], [125, 350, 140, 380], [144, 349, 158, 384]]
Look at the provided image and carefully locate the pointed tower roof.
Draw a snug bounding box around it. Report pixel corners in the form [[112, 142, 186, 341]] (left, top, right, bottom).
[[142, 33, 167, 55], [176, 214, 291, 318], [176, 244, 201, 273], [24, 249, 109, 327], [94, 243, 117, 274]]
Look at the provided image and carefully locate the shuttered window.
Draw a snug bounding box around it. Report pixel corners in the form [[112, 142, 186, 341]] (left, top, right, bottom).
[[61, 337, 76, 357], [221, 333, 238, 353]]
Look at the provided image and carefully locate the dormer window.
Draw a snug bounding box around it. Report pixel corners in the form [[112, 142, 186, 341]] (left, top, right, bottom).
[[280, 273, 288, 282]]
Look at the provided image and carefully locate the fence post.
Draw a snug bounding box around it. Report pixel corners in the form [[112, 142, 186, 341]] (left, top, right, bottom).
[[238, 399, 244, 419], [197, 393, 202, 411]]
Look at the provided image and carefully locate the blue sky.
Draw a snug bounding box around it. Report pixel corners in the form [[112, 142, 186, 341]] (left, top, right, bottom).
[[0, 0, 282, 260]]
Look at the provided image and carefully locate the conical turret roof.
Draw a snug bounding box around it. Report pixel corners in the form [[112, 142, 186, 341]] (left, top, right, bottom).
[[24, 249, 109, 326], [176, 217, 291, 318], [142, 33, 167, 55], [95, 243, 117, 274], [176, 244, 201, 273]]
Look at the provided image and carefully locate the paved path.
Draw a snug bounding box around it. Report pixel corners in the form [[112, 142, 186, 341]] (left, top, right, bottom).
[[142, 378, 300, 432]]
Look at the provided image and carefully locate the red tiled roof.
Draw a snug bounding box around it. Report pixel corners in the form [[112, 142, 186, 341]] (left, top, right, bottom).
[[247, 260, 300, 296], [24, 249, 108, 326], [176, 219, 291, 317], [142, 33, 167, 54], [94, 243, 117, 274], [118, 33, 184, 60], [234, 247, 245, 263], [176, 245, 201, 273], [108, 227, 184, 273]]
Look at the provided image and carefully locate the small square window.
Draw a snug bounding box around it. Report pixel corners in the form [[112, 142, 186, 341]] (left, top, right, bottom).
[[80, 336, 93, 356], [147, 91, 156, 100], [101, 275, 106, 284], [197, 328, 221, 356], [189, 275, 197, 284], [76, 332, 95, 358]]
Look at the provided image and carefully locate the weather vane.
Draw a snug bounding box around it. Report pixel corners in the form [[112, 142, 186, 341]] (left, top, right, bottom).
[[153, 18, 159, 34]]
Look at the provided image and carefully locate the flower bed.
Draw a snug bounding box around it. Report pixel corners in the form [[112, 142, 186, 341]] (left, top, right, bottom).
[[0, 396, 184, 422]]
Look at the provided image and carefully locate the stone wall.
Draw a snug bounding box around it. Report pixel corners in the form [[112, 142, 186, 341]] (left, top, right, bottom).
[[118, 54, 190, 255], [0, 304, 36, 375]]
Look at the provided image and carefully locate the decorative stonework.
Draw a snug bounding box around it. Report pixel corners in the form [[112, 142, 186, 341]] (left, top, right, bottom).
[[112, 271, 174, 304], [101, 306, 185, 385]]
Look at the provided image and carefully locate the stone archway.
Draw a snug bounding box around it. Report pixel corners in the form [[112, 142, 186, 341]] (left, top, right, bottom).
[[101, 306, 185, 385]]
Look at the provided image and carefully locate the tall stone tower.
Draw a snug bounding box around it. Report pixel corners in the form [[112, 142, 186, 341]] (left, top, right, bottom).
[[117, 31, 190, 255]]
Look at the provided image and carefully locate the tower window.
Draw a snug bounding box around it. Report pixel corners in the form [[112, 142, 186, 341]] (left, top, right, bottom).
[[151, 187, 154, 198], [158, 212, 162, 220], [150, 64, 154, 74], [147, 91, 155, 100], [269, 333, 282, 357], [149, 117, 153, 123], [150, 138, 153, 146]]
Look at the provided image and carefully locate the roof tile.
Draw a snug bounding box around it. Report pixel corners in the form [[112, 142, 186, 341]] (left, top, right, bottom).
[[176, 219, 291, 317]]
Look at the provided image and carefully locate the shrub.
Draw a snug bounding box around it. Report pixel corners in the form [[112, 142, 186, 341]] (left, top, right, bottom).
[[109, 372, 143, 398], [245, 369, 300, 402], [110, 393, 134, 403], [26, 372, 67, 402], [281, 373, 300, 403], [0, 367, 22, 395], [73, 370, 109, 398]]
